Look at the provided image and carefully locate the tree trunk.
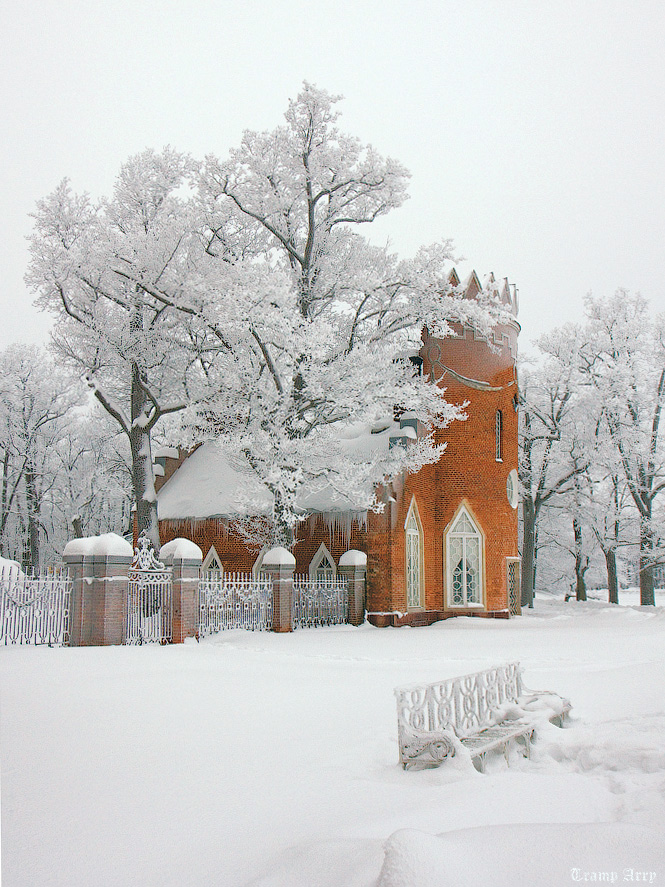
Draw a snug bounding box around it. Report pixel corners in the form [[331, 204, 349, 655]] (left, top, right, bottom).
[[573, 515, 587, 601], [24, 460, 40, 569], [639, 514, 655, 606], [71, 516, 84, 538], [271, 489, 295, 549], [130, 362, 160, 552], [604, 547, 619, 604], [0, 448, 9, 556], [521, 498, 536, 608]]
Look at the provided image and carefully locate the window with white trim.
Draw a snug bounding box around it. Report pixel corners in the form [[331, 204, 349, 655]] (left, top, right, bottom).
[[446, 507, 483, 607], [252, 547, 269, 578], [202, 545, 223, 578], [309, 543, 336, 581], [405, 498, 424, 610], [495, 410, 503, 461]]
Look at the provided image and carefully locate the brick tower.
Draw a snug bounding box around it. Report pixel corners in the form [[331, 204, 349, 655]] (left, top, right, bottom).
[[365, 270, 520, 625]]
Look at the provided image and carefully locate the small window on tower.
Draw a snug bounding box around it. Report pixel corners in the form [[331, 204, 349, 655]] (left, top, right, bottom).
[[495, 410, 503, 462]]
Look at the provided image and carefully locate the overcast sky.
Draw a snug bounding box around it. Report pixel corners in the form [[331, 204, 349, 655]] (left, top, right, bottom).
[[2, 0, 664, 352]]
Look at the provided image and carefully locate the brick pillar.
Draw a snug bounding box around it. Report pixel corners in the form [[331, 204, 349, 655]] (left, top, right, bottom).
[[339, 550, 367, 626], [161, 538, 202, 643], [261, 546, 296, 633], [64, 555, 85, 647], [63, 534, 133, 646]]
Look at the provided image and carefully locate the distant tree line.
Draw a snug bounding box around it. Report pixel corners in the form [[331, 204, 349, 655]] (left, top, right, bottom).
[[0, 344, 132, 567], [519, 291, 665, 607]]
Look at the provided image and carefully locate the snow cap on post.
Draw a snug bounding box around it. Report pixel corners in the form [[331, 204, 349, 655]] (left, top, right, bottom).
[[339, 550, 367, 568], [261, 546, 296, 568], [160, 538, 203, 563], [63, 533, 133, 559]]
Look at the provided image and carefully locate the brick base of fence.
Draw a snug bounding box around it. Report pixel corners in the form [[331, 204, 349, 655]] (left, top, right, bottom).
[[60, 536, 366, 646]]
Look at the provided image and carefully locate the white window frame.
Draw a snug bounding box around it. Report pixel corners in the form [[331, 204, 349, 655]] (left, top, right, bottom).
[[309, 542, 336, 581], [202, 545, 224, 576], [252, 547, 269, 578], [445, 505, 485, 609], [506, 556, 522, 615], [506, 468, 519, 509], [404, 497, 425, 611], [495, 410, 503, 462]]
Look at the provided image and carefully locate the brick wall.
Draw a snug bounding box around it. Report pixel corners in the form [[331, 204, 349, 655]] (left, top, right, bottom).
[[157, 318, 520, 627]]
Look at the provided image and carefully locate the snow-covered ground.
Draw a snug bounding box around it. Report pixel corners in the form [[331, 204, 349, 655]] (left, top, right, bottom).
[[2, 595, 665, 886]]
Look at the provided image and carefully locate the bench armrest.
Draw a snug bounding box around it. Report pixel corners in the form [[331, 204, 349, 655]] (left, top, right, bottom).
[[398, 727, 459, 769]]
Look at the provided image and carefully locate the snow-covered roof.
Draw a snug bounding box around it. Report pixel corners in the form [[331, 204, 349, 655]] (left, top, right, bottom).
[[157, 418, 407, 521]]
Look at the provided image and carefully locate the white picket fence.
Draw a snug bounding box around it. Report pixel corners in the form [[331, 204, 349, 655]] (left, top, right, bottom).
[[0, 564, 71, 645], [199, 572, 273, 634], [292, 575, 348, 629]]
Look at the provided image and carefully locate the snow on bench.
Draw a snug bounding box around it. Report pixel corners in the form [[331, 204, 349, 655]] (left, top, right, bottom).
[[394, 662, 571, 772]]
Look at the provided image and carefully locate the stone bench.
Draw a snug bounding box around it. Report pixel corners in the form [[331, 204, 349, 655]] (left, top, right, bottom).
[[394, 662, 571, 772]]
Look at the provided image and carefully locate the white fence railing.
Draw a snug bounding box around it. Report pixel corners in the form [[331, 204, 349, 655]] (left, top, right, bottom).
[[292, 575, 348, 629], [125, 538, 172, 645], [0, 565, 71, 646], [199, 572, 273, 634]]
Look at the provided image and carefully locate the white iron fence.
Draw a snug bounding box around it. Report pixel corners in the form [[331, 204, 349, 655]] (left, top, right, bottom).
[[0, 564, 71, 645], [125, 537, 172, 645], [199, 572, 273, 634], [292, 575, 348, 629]]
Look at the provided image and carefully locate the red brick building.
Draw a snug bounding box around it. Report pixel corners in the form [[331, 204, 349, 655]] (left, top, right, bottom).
[[156, 270, 521, 626]]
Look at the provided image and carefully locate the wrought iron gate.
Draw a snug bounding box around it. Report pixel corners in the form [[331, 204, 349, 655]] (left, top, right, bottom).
[[125, 537, 172, 644]]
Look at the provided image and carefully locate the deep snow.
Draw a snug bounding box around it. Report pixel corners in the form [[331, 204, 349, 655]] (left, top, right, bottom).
[[1, 595, 664, 886]]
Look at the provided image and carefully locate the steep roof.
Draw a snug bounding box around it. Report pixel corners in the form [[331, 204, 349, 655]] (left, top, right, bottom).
[[157, 418, 414, 521]]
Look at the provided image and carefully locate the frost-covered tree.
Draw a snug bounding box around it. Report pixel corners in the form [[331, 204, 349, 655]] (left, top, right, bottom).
[[26, 149, 229, 550], [44, 412, 132, 555], [518, 328, 588, 606], [579, 291, 665, 606], [0, 344, 80, 566], [193, 83, 498, 545]]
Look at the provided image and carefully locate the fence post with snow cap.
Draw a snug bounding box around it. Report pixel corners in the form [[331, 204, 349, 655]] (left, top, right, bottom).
[[161, 538, 202, 643], [63, 533, 133, 646], [338, 550, 367, 626], [261, 547, 296, 632]]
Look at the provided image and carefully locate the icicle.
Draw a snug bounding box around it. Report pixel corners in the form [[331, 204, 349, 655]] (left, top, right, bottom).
[[317, 510, 368, 549]]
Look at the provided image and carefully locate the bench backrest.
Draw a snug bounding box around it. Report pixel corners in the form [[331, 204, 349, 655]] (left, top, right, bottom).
[[395, 662, 523, 739]]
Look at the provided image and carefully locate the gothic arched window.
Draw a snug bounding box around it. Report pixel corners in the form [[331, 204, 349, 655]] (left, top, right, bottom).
[[446, 506, 484, 608], [405, 498, 425, 610], [202, 545, 223, 578], [309, 543, 336, 582]]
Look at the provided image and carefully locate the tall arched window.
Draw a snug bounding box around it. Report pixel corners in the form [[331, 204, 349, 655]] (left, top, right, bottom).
[[309, 543, 336, 582], [495, 410, 503, 461], [446, 506, 483, 608], [405, 498, 425, 610]]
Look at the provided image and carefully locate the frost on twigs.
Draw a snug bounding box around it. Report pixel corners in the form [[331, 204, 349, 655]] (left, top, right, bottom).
[[189, 83, 500, 545]]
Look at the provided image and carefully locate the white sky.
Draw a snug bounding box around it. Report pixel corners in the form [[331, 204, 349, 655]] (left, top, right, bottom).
[[2, 0, 664, 351]]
